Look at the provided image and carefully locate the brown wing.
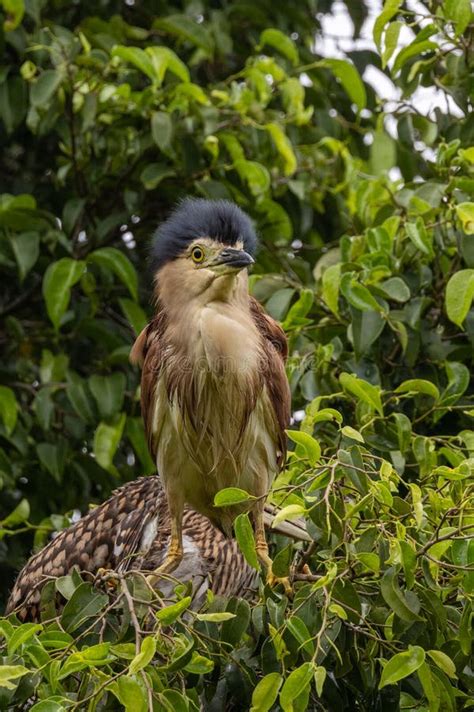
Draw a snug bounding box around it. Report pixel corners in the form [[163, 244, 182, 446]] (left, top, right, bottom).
[[130, 312, 168, 460], [249, 296, 291, 466]]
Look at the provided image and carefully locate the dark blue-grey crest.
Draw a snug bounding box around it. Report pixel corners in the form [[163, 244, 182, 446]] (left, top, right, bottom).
[[150, 198, 258, 272]]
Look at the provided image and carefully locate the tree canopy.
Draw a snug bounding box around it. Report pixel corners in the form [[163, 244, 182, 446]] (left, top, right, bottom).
[[0, 0, 473, 709]]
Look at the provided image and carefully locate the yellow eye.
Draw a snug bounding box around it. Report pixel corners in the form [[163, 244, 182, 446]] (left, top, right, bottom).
[[191, 246, 205, 263]]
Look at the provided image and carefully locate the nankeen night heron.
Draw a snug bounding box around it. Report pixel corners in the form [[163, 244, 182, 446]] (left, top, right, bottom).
[[130, 198, 292, 591]]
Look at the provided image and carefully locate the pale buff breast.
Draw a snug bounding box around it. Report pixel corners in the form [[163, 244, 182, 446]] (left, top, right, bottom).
[[150, 302, 280, 531]]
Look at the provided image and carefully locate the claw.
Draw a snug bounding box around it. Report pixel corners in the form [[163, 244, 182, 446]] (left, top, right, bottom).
[[145, 549, 183, 589], [266, 570, 293, 598], [96, 567, 118, 592]]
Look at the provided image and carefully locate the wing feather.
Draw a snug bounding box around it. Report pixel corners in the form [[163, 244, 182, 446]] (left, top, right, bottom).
[[130, 313, 167, 459], [249, 296, 291, 464]]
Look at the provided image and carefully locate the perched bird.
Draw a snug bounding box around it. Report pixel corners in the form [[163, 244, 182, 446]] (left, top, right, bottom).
[[6, 476, 309, 622], [6, 477, 256, 621], [130, 198, 291, 590]]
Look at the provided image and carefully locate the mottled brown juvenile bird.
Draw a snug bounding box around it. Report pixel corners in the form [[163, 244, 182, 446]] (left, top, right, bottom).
[[130, 199, 291, 590], [6, 476, 309, 622], [6, 477, 256, 622]]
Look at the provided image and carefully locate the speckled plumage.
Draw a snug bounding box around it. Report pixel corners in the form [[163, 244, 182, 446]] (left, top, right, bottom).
[[6, 477, 257, 622]]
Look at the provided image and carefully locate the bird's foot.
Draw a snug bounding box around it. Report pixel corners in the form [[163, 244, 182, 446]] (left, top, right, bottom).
[[145, 550, 183, 589], [266, 569, 293, 598], [96, 567, 118, 592]]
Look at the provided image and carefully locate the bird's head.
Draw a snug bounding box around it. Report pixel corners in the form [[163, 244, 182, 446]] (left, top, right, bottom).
[[150, 199, 257, 304]]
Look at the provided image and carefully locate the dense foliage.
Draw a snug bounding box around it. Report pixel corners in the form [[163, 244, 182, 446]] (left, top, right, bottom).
[[0, 0, 473, 709]]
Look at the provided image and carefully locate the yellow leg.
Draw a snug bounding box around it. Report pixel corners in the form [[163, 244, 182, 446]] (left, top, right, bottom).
[[254, 507, 292, 597], [146, 501, 183, 587]]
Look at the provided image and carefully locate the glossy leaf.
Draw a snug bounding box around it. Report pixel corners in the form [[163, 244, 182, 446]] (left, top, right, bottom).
[[88, 247, 138, 300], [379, 646, 425, 688], [42, 258, 86, 330], [234, 513, 259, 569], [445, 269, 474, 326], [251, 673, 283, 712]]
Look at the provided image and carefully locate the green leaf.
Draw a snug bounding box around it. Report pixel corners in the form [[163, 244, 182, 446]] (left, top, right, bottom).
[[323, 59, 366, 111], [341, 277, 383, 312], [265, 288, 295, 320], [456, 202, 474, 235], [30, 701, 67, 712], [357, 552, 380, 573], [340, 373, 384, 416], [89, 373, 126, 419], [399, 541, 416, 589], [185, 652, 214, 674], [234, 513, 259, 569], [42, 258, 86, 330], [119, 298, 148, 335], [10, 231, 39, 281], [93, 413, 126, 473], [2, 0, 25, 31], [369, 131, 396, 175], [395, 379, 440, 401], [37, 441, 67, 481], [266, 123, 297, 176], [444, 0, 472, 35], [0, 664, 30, 690], [88, 247, 138, 300], [66, 374, 96, 423], [38, 630, 74, 649], [0, 385, 18, 434], [280, 663, 313, 712], [154, 14, 213, 53], [221, 598, 251, 646], [445, 269, 474, 326], [129, 636, 156, 674], [376, 277, 410, 303], [321, 263, 341, 316], [287, 430, 321, 465], [272, 504, 305, 526], [1, 498, 30, 527], [214, 487, 255, 507], [314, 666, 326, 697], [427, 650, 457, 679], [234, 159, 270, 196], [379, 646, 425, 689], [7, 623, 42, 655], [111, 46, 155, 81], [61, 582, 108, 633], [341, 426, 364, 443], [146, 46, 190, 83], [156, 597, 192, 625], [382, 21, 402, 67], [259, 28, 298, 65], [381, 567, 422, 622], [140, 163, 175, 190], [350, 307, 385, 359], [151, 111, 173, 152], [109, 675, 148, 712], [196, 612, 237, 622], [393, 39, 437, 75], [373, 0, 401, 52], [126, 417, 155, 474], [406, 218, 433, 256], [286, 616, 314, 655], [30, 69, 62, 107], [250, 673, 283, 712]]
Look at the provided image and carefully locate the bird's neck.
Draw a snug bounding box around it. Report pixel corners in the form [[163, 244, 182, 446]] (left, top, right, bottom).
[[155, 270, 260, 376]]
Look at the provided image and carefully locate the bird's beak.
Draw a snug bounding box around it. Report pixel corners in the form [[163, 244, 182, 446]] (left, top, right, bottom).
[[212, 248, 255, 270]]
